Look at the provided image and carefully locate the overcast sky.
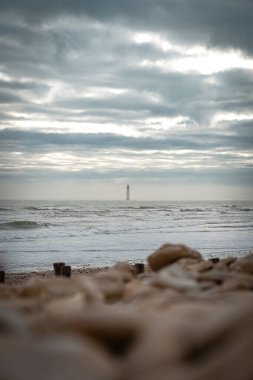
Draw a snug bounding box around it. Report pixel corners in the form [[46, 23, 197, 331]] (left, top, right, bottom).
[[0, 0, 253, 200]]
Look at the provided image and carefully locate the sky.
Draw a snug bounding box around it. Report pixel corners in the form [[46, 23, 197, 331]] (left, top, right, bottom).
[[0, 0, 253, 200]]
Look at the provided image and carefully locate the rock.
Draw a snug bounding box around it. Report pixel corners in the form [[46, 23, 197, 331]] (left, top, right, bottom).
[[0, 303, 28, 335], [16, 278, 79, 300], [197, 270, 253, 291], [73, 308, 142, 357], [188, 260, 214, 274], [0, 336, 116, 380], [150, 263, 199, 293], [33, 306, 143, 358], [230, 253, 253, 275], [221, 257, 237, 267], [124, 302, 218, 380], [148, 244, 202, 271], [44, 293, 86, 318], [219, 278, 253, 292], [125, 295, 253, 380], [93, 271, 125, 302], [214, 257, 237, 271], [4, 297, 43, 314], [123, 279, 143, 300], [77, 278, 104, 304], [197, 270, 228, 285], [123, 280, 160, 304], [113, 261, 135, 277], [123, 282, 180, 312]]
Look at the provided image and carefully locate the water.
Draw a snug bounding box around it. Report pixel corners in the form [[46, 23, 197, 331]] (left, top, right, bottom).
[[0, 200, 252, 272]]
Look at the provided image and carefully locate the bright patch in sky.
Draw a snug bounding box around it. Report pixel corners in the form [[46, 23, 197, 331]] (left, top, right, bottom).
[[213, 112, 253, 123], [133, 32, 253, 74], [139, 50, 253, 74], [172, 49, 253, 74]]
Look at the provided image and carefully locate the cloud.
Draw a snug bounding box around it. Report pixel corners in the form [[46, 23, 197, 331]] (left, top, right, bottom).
[[0, 91, 23, 104], [0, 0, 253, 55], [0, 127, 252, 183], [0, 0, 252, 199], [0, 127, 250, 151]]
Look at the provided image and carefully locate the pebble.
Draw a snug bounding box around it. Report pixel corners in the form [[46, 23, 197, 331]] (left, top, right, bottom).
[[230, 252, 253, 275], [0, 336, 116, 380], [0, 243, 253, 380]]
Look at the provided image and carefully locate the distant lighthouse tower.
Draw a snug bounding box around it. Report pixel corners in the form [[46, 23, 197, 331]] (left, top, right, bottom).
[[126, 184, 130, 201]]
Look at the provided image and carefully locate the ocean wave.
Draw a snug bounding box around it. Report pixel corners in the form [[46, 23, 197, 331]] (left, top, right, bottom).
[[209, 224, 252, 229], [139, 206, 158, 210], [119, 205, 165, 210], [180, 208, 206, 213], [0, 220, 50, 230], [24, 206, 42, 211], [0, 207, 14, 211], [224, 206, 253, 212], [24, 206, 69, 211]]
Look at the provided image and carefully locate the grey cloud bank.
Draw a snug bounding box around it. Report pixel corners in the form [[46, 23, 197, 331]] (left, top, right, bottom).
[[1, 0, 253, 53], [0, 0, 252, 199]]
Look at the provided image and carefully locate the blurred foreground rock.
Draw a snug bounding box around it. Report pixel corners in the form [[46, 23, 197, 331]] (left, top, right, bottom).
[[1, 244, 253, 380], [148, 243, 202, 271]]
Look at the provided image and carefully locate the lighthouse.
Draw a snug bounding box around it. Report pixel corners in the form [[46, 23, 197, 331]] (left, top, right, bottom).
[[126, 184, 130, 201]]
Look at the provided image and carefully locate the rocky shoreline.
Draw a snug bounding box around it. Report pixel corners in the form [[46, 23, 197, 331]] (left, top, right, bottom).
[[3, 266, 110, 286], [0, 243, 253, 380]]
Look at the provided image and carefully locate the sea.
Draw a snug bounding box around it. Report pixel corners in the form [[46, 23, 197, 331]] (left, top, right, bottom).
[[0, 200, 253, 273]]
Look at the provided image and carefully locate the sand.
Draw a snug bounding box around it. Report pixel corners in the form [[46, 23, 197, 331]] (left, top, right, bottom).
[[3, 266, 110, 286]]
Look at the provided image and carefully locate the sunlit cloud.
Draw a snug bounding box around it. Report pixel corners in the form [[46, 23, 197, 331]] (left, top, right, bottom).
[[132, 32, 176, 52], [213, 112, 253, 123], [139, 49, 253, 75], [0, 0, 252, 199]]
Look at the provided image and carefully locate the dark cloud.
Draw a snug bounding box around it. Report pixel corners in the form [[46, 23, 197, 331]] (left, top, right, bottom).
[[0, 80, 49, 94], [228, 119, 253, 137], [1, 128, 252, 153], [215, 69, 253, 110], [0, 0, 252, 54], [0, 91, 23, 104]]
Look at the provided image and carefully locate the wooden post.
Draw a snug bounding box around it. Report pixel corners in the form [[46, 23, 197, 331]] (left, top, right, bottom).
[[209, 258, 220, 264], [53, 262, 65, 276], [134, 263, 145, 275], [62, 265, 71, 278], [0, 271, 5, 283]]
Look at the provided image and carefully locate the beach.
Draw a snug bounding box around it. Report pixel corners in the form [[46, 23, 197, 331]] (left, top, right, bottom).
[[3, 267, 110, 286], [1, 0, 252, 378], [1, 243, 253, 380]]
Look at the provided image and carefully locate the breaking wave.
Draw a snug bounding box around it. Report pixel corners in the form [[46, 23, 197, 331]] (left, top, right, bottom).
[[0, 220, 50, 229], [180, 208, 206, 213], [24, 206, 42, 211]]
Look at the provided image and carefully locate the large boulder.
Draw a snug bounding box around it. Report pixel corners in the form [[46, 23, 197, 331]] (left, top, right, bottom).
[[148, 244, 202, 271]]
